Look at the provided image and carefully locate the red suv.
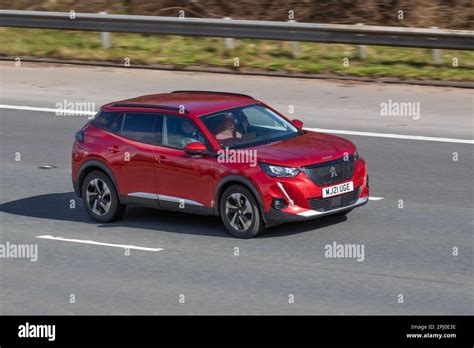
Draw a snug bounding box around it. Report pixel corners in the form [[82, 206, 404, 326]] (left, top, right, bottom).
[[72, 91, 369, 238]]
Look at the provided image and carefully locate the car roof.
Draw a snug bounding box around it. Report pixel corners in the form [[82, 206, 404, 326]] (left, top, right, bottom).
[[102, 91, 259, 117]]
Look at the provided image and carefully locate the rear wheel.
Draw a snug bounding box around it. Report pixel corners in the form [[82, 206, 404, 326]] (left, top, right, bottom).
[[220, 185, 265, 238], [81, 171, 125, 223]]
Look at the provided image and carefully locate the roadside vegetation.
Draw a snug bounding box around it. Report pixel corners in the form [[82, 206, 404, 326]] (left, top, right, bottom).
[[1, 28, 473, 81]]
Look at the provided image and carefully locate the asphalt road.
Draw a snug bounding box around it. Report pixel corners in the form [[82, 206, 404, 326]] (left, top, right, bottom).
[[0, 62, 473, 315]]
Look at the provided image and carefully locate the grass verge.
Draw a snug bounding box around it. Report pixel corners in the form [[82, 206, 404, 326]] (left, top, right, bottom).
[[1, 28, 473, 81]]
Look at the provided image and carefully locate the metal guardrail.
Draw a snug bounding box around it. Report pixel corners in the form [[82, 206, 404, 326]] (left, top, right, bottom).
[[0, 10, 473, 50]]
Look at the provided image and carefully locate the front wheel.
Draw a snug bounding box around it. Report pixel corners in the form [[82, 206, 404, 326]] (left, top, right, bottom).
[[220, 185, 265, 238]]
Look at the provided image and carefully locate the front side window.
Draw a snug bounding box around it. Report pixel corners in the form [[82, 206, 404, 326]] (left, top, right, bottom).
[[119, 113, 163, 144], [163, 115, 206, 149], [201, 104, 299, 149]]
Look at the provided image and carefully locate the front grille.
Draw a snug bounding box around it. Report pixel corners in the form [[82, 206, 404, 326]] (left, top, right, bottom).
[[301, 156, 354, 187], [308, 187, 360, 212]]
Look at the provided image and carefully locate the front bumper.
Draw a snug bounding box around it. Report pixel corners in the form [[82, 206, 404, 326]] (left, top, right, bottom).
[[258, 158, 369, 225], [264, 195, 368, 224]]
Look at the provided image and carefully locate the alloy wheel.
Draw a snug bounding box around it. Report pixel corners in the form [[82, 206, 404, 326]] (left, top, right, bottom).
[[225, 193, 253, 231], [86, 178, 112, 216]]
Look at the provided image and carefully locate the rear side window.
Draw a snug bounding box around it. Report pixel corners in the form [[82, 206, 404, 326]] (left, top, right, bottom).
[[90, 111, 120, 129], [107, 114, 123, 133], [121, 113, 163, 144]]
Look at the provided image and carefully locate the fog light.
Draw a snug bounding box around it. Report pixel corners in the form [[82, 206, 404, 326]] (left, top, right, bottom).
[[272, 198, 288, 210]]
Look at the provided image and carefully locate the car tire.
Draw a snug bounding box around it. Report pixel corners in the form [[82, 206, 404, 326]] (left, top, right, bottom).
[[81, 171, 125, 223], [220, 185, 265, 238]]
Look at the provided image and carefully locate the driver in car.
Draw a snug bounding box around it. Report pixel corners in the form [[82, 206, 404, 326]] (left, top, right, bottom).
[[214, 113, 242, 141]]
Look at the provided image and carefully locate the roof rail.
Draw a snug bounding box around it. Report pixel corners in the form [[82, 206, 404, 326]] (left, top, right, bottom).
[[111, 103, 187, 113], [171, 90, 253, 99]]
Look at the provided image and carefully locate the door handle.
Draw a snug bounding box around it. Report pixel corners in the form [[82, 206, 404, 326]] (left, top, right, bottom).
[[108, 145, 120, 153], [155, 154, 167, 163]]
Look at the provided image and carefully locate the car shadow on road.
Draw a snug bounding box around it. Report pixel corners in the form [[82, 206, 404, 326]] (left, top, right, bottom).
[[0, 192, 347, 238]]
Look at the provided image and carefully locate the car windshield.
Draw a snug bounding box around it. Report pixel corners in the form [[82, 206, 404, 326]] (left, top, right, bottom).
[[201, 104, 300, 149]]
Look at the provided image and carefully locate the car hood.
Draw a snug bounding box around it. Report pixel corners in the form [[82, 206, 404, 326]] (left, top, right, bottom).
[[252, 130, 356, 167]]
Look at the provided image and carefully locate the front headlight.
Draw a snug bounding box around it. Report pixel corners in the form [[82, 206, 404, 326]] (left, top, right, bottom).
[[260, 163, 300, 177], [354, 149, 360, 160]]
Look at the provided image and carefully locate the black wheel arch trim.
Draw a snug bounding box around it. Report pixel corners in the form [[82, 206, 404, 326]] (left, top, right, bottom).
[[75, 160, 120, 199], [214, 175, 267, 223]]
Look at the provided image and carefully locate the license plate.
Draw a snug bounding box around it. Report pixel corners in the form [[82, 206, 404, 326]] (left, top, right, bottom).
[[322, 181, 354, 198]]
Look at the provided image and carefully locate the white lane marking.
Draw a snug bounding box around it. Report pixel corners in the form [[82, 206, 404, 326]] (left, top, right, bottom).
[[1, 104, 471, 144], [369, 196, 384, 201], [0, 104, 96, 116], [305, 127, 473, 144], [36, 235, 163, 252]]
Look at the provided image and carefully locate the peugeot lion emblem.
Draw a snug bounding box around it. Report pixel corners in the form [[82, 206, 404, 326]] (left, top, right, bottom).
[[330, 166, 338, 178]]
